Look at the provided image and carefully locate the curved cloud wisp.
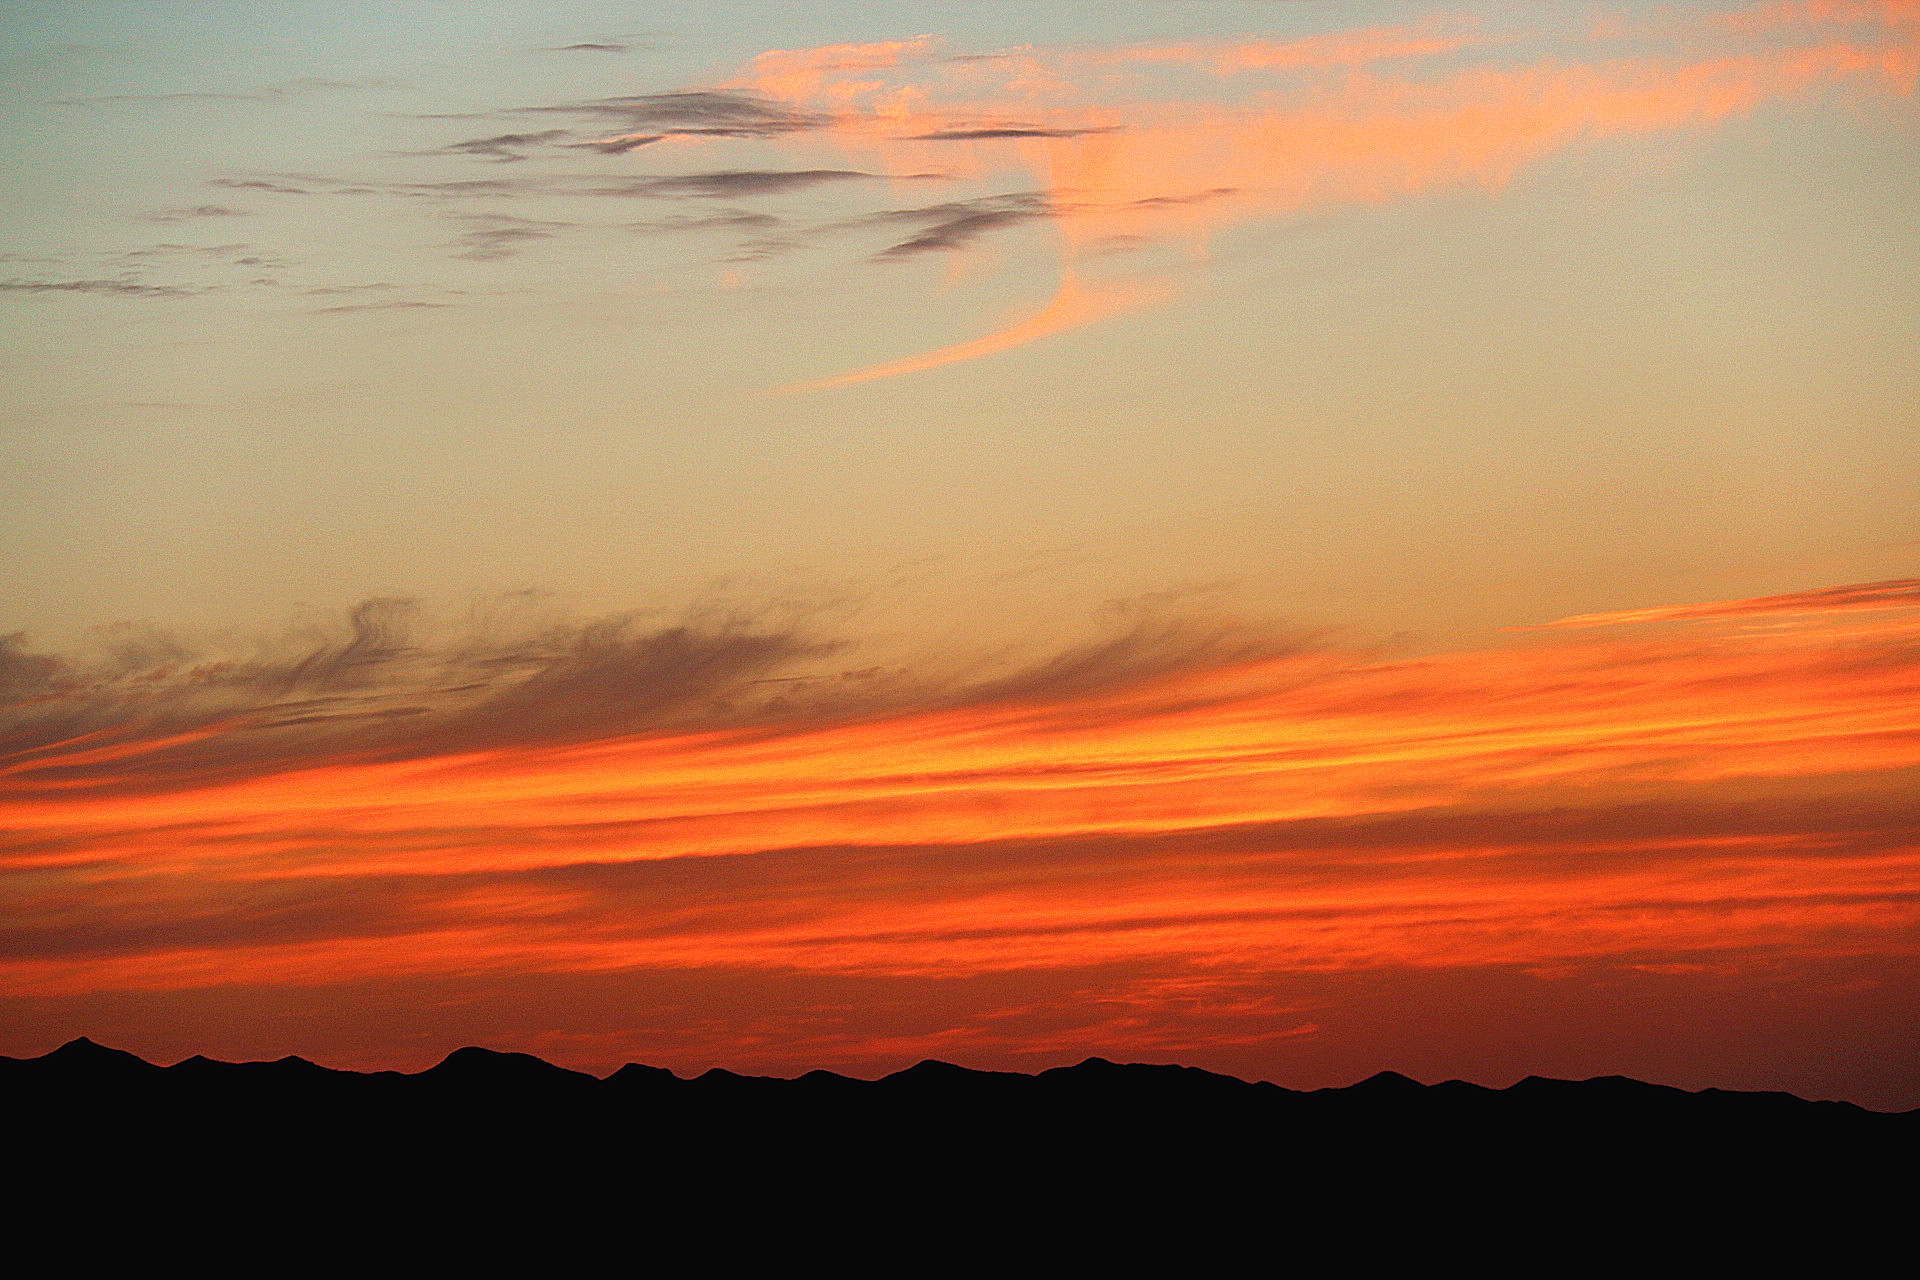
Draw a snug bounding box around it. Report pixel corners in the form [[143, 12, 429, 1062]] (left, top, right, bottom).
[[735, 9, 1918, 390], [778, 271, 1171, 393]]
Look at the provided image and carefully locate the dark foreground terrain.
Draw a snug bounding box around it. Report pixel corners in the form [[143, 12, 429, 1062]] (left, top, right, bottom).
[[10, 1039, 1912, 1263]]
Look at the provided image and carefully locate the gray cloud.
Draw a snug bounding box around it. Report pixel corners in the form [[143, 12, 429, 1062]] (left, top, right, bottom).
[[628, 211, 782, 235], [207, 168, 888, 206], [439, 129, 573, 162], [0, 278, 210, 298], [723, 238, 800, 263], [1128, 187, 1240, 208], [564, 133, 666, 155], [862, 193, 1055, 258], [522, 91, 827, 138], [57, 77, 392, 106], [140, 205, 249, 222], [310, 299, 454, 314], [303, 283, 398, 296], [0, 594, 1303, 801], [118, 243, 289, 270], [878, 209, 1040, 257], [907, 125, 1119, 140], [394, 179, 528, 199], [0, 596, 842, 796], [209, 177, 318, 195], [449, 215, 570, 260], [610, 169, 875, 198]]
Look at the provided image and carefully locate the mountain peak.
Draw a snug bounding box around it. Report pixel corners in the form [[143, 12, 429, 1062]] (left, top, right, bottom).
[[422, 1046, 595, 1084], [891, 1059, 975, 1078], [43, 1037, 159, 1072]]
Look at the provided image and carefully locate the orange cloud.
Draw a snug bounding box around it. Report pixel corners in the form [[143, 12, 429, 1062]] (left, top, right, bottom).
[[731, 36, 941, 105], [778, 271, 1170, 392], [2, 583, 1915, 1014], [1521, 579, 1920, 629], [1716, 0, 1920, 34], [737, 7, 1917, 389]]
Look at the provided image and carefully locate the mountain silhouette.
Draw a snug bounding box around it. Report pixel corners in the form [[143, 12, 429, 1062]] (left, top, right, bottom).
[[6, 1037, 1910, 1260]]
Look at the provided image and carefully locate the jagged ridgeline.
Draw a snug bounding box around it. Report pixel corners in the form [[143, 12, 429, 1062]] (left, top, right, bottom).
[[9, 1038, 1912, 1227]]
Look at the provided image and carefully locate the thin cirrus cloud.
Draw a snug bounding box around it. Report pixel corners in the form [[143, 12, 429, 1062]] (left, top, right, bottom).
[[139, 205, 249, 223], [0, 278, 208, 298], [54, 77, 395, 107], [1714, 0, 1920, 34], [128, 5, 1918, 372], [448, 214, 571, 260], [862, 193, 1056, 258], [610, 169, 876, 198], [518, 90, 829, 138], [1519, 579, 1920, 629], [437, 130, 571, 162], [724, 4, 1920, 390], [0, 241, 298, 302], [3, 579, 1915, 1049]]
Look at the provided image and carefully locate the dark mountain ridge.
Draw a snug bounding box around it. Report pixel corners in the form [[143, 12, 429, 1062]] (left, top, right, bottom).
[[3, 1036, 1904, 1128], [8, 1037, 1912, 1256]]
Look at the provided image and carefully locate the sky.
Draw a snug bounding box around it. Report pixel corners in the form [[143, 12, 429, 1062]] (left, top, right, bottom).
[[2, 0, 1917, 1107]]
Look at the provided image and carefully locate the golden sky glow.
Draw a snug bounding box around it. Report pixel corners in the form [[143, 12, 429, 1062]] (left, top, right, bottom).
[[2, 1, 1916, 1106]]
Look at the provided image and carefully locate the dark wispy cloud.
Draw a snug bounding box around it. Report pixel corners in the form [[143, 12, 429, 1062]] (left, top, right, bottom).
[[0, 237, 302, 300], [395, 179, 527, 199], [208, 177, 322, 196], [861, 193, 1055, 258], [0, 278, 210, 298], [521, 90, 828, 138], [0, 594, 1291, 801], [140, 205, 249, 223], [1127, 187, 1240, 208], [1522, 579, 1920, 630], [209, 169, 881, 203], [302, 282, 465, 313], [438, 129, 572, 162], [0, 600, 818, 800], [213, 173, 530, 201], [628, 211, 783, 235], [449, 215, 570, 260], [551, 42, 637, 54], [564, 133, 665, 155], [117, 243, 289, 270], [906, 125, 1118, 140], [303, 283, 398, 297], [722, 238, 800, 263], [56, 77, 393, 106], [611, 169, 874, 198], [310, 299, 455, 314]]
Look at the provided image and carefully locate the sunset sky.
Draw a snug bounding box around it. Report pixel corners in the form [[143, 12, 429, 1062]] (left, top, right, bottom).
[[3, 0, 1916, 1108]]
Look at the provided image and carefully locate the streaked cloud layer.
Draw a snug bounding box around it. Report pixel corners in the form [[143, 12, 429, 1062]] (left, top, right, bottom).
[[5, 580, 1916, 1100]]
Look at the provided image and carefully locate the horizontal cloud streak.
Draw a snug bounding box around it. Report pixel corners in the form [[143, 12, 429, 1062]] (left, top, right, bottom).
[[2, 581, 1915, 1007], [1524, 579, 1920, 629]]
